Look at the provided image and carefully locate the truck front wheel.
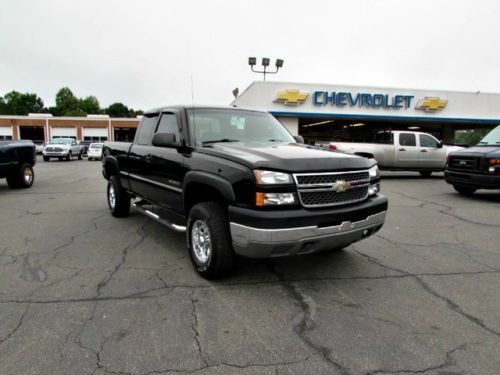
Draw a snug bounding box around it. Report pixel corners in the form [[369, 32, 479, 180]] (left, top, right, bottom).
[[6, 163, 34, 189], [187, 202, 235, 279], [107, 176, 131, 217], [453, 185, 477, 195]]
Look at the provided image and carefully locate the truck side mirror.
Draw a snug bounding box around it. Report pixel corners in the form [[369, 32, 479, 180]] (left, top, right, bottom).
[[437, 140, 444, 148], [293, 135, 304, 144], [152, 132, 178, 148]]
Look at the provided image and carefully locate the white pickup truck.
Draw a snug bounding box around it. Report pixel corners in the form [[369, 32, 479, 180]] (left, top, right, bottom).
[[329, 131, 463, 177], [42, 138, 84, 162]]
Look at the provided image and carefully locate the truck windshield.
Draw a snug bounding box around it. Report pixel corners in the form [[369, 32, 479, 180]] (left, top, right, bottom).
[[187, 109, 295, 147], [478, 125, 500, 145]]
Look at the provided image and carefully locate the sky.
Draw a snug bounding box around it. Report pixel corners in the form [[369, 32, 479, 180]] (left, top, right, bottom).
[[1, 0, 499, 111]]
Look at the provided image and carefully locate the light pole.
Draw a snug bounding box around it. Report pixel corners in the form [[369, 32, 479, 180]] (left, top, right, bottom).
[[248, 57, 284, 81]]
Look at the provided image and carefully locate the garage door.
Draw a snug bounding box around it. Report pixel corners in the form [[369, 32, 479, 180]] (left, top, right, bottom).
[[0, 126, 13, 140], [82, 127, 108, 141], [51, 127, 77, 139]]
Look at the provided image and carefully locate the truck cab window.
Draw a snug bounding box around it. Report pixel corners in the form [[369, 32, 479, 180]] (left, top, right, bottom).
[[419, 134, 438, 147], [136, 115, 158, 145], [399, 133, 416, 146], [156, 113, 180, 142]]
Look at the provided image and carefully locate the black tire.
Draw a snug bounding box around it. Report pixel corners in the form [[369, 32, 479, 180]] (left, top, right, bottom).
[[43, 156, 50, 162], [66, 152, 71, 161], [453, 185, 476, 195], [88, 158, 92, 161], [6, 163, 34, 189], [419, 171, 432, 177], [78, 152, 82, 160], [187, 202, 236, 279], [58, 157, 63, 161], [107, 175, 131, 217]]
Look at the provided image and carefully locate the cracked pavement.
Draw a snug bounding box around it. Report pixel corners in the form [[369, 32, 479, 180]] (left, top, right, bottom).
[[0, 159, 499, 374]]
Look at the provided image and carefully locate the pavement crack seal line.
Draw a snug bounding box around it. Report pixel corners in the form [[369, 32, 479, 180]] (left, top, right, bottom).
[[267, 263, 350, 374], [391, 190, 500, 228], [0, 305, 29, 347], [0, 270, 499, 305], [370, 342, 471, 374], [352, 249, 500, 338], [190, 292, 209, 366], [96, 222, 148, 297]]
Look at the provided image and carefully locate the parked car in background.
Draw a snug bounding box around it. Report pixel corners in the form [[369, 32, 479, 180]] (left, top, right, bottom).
[[329, 130, 463, 177], [43, 138, 83, 161], [0, 140, 36, 188], [33, 140, 45, 154], [445, 125, 500, 195], [87, 143, 103, 161], [79, 140, 92, 155]]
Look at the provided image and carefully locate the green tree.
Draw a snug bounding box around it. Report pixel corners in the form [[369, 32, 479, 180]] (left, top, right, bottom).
[[0, 97, 8, 114], [3, 91, 45, 115], [55, 87, 79, 116], [79, 96, 101, 114], [106, 102, 130, 117]]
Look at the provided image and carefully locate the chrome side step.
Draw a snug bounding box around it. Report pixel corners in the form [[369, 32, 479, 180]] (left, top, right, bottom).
[[132, 201, 186, 233]]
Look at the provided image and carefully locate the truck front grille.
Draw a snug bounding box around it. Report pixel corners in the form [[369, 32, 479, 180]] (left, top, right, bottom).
[[293, 171, 370, 208], [448, 156, 480, 172], [45, 147, 63, 152]]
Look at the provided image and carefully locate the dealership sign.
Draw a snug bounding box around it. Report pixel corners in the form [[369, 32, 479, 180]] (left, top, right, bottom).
[[274, 89, 448, 111]]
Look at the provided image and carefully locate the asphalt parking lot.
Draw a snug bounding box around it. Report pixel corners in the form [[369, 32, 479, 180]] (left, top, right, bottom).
[[0, 157, 499, 375]]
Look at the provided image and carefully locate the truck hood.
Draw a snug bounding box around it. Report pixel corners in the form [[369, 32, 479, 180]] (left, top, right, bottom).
[[46, 144, 70, 149], [197, 142, 375, 172], [450, 146, 500, 158]]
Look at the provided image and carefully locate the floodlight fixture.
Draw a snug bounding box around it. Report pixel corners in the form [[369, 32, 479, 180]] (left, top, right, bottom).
[[248, 57, 285, 81]]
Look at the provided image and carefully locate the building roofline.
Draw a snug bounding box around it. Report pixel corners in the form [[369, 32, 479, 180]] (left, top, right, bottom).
[[0, 115, 139, 121]]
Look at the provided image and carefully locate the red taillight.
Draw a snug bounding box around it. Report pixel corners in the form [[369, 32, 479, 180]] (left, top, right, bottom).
[[329, 144, 337, 151]]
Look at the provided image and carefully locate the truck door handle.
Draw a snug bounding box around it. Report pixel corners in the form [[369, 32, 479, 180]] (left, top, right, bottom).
[[143, 154, 153, 163], [421, 149, 428, 153], [399, 148, 406, 151]]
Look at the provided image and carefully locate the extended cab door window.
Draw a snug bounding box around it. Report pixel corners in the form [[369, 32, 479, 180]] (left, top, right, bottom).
[[136, 115, 159, 145]]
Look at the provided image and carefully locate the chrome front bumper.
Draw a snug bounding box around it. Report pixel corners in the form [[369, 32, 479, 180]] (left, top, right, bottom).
[[230, 211, 386, 258]]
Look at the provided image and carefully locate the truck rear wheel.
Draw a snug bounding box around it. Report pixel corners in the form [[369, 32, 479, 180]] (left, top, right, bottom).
[[43, 156, 50, 162], [187, 202, 235, 279], [453, 185, 476, 195], [107, 176, 131, 217], [78, 152, 82, 160], [7, 163, 34, 189]]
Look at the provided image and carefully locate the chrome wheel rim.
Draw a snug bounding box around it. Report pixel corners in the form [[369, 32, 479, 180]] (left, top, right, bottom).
[[191, 220, 211, 264], [108, 185, 116, 208], [24, 168, 33, 184]]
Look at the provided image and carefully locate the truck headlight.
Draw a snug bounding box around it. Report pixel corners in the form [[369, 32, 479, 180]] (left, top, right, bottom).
[[254, 170, 293, 185], [368, 165, 379, 179], [256, 192, 295, 206]]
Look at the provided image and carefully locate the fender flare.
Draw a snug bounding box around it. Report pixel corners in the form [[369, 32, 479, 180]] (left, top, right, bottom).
[[182, 171, 236, 204]]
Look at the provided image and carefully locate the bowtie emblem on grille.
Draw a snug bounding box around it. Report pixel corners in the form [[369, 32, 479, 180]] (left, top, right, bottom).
[[332, 180, 351, 193]]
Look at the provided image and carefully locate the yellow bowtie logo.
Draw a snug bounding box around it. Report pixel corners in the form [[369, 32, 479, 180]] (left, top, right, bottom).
[[416, 97, 448, 112], [274, 89, 309, 105]]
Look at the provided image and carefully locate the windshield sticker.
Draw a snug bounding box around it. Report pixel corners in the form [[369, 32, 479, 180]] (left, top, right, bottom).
[[231, 117, 246, 130]]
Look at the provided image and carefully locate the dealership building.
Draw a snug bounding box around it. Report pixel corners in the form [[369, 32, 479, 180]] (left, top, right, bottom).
[[0, 114, 139, 142], [232, 81, 500, 144], [2, 81, 499, 144]]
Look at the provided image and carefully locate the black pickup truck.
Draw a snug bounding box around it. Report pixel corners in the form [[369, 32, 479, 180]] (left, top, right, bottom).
[[445, 125, 500, 195], [102, 106, 387, 278], [0, 141, 36, 189]]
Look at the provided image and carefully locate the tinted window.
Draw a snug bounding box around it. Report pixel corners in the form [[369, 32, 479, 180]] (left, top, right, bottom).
[[156, 113, 180, 142], [136, 115, 158, 145], [399, 133, 416, 146], [419, 134, 438, 147]]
